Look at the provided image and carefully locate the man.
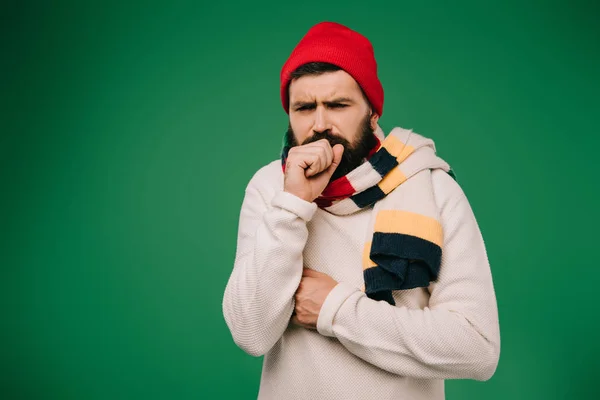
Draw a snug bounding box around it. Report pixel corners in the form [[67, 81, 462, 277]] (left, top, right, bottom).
[[222, 21, 500, 399]]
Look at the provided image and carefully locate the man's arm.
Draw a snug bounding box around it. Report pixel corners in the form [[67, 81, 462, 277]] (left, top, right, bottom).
[[223, 140, 343, 356], [315, 174, 501, 380], [222, 178, 317, 357]]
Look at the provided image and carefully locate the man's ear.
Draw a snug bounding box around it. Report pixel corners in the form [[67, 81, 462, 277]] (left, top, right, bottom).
[[370, 111, 379, 129]]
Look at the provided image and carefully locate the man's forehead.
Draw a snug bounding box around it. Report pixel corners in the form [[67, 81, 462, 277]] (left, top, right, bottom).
[[291, 90, 356, 103], [289, 70, 362, 102]]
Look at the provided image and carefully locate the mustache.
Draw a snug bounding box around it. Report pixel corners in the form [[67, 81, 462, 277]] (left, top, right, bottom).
[[302, 130, 351, 147]]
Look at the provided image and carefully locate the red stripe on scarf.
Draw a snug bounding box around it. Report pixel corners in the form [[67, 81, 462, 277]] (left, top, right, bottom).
[[314, 197, 335, 208], [320, 176, 354, 198], [367, 135, 382, 159]]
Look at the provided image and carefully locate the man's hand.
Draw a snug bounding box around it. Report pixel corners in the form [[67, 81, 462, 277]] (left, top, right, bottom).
[[284, 139, 344, 203], [291, 268, 338, 329]]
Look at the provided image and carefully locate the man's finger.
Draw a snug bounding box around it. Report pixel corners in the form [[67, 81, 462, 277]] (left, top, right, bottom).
[[292, 149, 327, 178], [291, 151, 322, 177], [302, 267, 321, 277], [303, 140, 333, 163], [291, 314, 302, 326], [312, 139, 333, 168], [290, 314, 316, 330], [323, 144, 344, 178], [300, 141, 333, 175]]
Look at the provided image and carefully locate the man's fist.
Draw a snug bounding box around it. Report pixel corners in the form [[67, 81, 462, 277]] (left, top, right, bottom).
[[284, 139, 344, 203], [291, 268, 338, 330]]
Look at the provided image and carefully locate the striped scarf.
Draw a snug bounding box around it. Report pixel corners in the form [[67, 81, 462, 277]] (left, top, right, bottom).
[[281, 125, 456, 305]]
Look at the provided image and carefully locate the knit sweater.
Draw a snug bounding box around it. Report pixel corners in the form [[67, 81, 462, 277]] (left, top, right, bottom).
[[222, 159, 500, 400]]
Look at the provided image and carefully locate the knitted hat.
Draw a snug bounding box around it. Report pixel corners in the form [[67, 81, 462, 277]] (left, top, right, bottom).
[[280, 21, 384, 117]]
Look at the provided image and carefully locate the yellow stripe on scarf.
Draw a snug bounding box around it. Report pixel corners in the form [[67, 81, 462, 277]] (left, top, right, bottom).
[[361, 241, 376, 292], [374, 210, 443, 247], [362, 241, 376, 270], [377, 167, 407, 194], [382, 135, 415, 163], [375, 135, 414, 194]]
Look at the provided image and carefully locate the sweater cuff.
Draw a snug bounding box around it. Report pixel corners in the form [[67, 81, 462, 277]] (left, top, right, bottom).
[[317, 282, 359, 337], [271, 191, 318, 222]]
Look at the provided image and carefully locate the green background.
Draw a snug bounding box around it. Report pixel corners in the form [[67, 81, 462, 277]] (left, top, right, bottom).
[[2, 0, 599, 398]]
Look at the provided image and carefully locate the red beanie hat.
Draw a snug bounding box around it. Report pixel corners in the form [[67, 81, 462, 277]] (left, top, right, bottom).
[[280, 21, 384, 117]]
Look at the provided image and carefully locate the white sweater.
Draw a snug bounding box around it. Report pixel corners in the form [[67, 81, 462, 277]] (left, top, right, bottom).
[[222, 159, 500, 400]]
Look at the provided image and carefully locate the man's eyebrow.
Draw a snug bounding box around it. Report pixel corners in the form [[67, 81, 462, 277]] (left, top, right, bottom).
[[324, 97, 355, 104], [291, 97, 355, 108], [291, 100, 316, 108]]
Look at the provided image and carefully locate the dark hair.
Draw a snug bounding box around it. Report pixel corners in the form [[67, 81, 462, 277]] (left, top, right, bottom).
[[287, 62, 371, 109], [289, 62, 342, 79]]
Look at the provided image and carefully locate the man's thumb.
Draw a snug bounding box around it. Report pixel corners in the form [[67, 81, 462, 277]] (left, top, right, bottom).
[[326, 144, 344, 175]]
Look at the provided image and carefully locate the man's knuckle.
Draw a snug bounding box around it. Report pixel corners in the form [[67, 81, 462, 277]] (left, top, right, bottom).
[[297, 304, 309, 315]]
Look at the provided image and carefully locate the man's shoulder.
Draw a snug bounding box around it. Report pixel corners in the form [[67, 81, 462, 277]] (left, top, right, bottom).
[[431, 168, 467, 208], [245, 159, 284, 193]]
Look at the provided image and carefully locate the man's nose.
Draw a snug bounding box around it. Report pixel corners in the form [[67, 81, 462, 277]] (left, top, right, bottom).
[[313, 107, 331, 133]]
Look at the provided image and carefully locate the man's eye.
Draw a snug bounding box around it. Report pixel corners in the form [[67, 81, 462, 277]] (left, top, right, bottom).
[[296, 106, 313, 111], [330, 104, 348, 108]]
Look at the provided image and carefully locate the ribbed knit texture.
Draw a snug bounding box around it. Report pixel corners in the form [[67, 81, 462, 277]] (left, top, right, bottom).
[[223, 158, 500, 399]]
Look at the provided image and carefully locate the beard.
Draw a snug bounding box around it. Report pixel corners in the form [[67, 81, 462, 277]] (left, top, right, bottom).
[[285, 113, 377, 182]]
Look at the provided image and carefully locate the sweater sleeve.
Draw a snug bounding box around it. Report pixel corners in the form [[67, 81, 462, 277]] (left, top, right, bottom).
[[316, 172, 501, 380], [222, 172, 318, 357]]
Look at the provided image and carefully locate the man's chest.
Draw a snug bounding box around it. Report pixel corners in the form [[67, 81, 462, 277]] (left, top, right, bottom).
[[303, 208, 372, 290], [303, 207, 431, 309]]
